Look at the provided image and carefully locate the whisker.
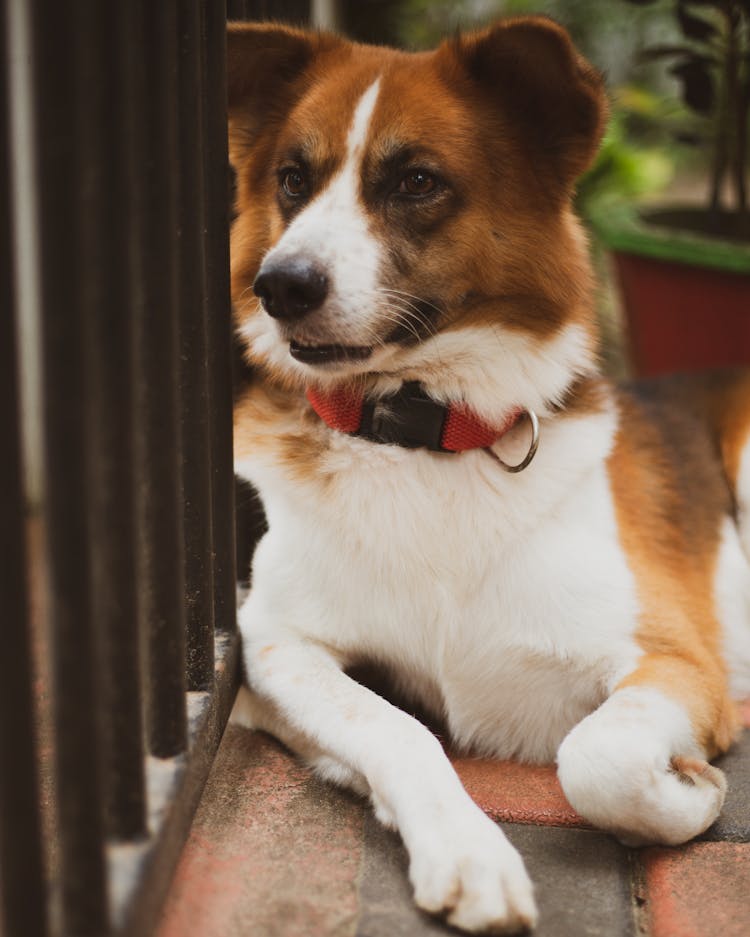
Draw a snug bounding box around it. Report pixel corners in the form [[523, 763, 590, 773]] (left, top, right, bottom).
[[377, 305, 425, 343], [375, 289, 441, 338], [236, 283, 257, 303], [379, 288, 442, 316], [236, 296, 264, 319]]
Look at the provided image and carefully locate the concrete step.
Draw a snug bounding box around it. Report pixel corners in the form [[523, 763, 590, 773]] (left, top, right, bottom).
[[157, 703, 750, 937]]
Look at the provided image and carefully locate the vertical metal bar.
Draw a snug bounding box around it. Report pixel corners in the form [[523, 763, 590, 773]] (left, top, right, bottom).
[[0, 4, 48, 933], [28, 0, 109, 930], [224, 1, 269, 586], [227, 5, 314, 32], [231, 3, 316, 24], [312, 0, 340, 30], [226, 0, 245, 18], [132, 0, 189, 758], [239, 1, 258, 20], [82, 1, 147, 839], [228, 6, 315, 27], [178, 0, 216, 690], [202, 0, 237, 634]]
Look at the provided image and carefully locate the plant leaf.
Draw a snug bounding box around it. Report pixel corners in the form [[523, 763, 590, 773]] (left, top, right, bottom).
[[670, 59, 715, 112], [673, 130, 705, 145], [676, 4, 718, 41], [622, 0, 660, 4], [638, 45, 716, 63]]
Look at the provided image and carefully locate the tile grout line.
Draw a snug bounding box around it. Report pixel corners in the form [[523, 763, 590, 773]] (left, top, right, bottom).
[[629, 849, 650, 937], [351, 803, 369, 937]]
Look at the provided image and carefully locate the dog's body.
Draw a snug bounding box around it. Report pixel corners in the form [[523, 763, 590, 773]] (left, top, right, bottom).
[[227, 18, 750, 933]]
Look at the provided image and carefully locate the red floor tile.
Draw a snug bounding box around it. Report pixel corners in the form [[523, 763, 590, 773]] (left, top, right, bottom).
[[739, 698, 750, 729], [643, 842, 750, 937], [157, 729, 365, 937], [452, 757, 588, 828]]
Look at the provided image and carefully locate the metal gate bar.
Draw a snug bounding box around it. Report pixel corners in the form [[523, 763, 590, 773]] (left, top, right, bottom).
[[204, 0, 239, 641], [178, 0, 217, 694], [82, 0, 148, 848], [1, 0, 261, 933], [0, 6, 48, 934], [31, 1, 110, 931], [132, 0, 191, 763]]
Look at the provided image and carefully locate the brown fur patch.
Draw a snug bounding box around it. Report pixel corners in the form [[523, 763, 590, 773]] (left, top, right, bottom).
[[550, 375, 609, 419], [357, 22, 606, 342], [620, 370, 750, 503], [234, 381, 331, 485], [609, 382, 741, 757]]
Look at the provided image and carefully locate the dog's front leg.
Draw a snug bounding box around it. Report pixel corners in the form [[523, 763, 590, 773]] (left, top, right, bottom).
[[241, 631, 537, 934]]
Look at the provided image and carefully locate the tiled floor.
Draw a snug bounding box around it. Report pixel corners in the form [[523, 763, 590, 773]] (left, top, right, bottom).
[[157, 705, 750, 937]]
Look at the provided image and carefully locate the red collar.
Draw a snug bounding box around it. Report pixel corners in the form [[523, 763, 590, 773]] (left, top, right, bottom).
[[306, 381, 522, 453]]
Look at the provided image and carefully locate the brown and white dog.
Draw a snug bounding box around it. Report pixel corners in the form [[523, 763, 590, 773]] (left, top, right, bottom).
[[227, 17, 750, 934]]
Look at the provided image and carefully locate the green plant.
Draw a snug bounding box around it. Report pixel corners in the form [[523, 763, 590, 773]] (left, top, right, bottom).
[[576, 94, 675, 215], [626, 0, 750, 219]]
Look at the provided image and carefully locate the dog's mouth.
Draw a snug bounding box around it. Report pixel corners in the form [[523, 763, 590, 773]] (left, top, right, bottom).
[[286, 298, 442, 367], [289, 340, 373, 366]]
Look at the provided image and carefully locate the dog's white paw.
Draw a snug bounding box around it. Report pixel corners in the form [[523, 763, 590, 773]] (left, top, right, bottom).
[[408, 812, 537, 934], [614, 756, 726, 847], [557, 691, 727, 846], [572, 752, 726, 847]]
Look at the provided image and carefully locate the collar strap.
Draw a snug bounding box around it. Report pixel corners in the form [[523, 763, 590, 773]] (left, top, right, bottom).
[[306, 381, 522, 453]]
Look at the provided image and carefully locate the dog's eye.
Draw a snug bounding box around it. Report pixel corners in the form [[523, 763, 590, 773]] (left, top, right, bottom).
[[281, 168, 307, 198], [398, 170, 436, 197]]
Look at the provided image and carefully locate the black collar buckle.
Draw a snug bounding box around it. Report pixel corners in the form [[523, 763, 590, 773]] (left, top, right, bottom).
[[356, 382, 448, 452]]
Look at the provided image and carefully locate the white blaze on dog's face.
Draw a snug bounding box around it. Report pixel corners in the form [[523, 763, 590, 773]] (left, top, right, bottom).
[[252, 78, 385, 367], [227, 20, 606, 390]]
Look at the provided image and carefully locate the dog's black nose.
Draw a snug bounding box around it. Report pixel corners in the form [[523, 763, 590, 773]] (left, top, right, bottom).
[[253, 259, 329, 321]]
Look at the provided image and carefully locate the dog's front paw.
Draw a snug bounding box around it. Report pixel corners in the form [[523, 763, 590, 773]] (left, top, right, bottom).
[[557, 700, 728, 846], [409, 811, 537, 934]]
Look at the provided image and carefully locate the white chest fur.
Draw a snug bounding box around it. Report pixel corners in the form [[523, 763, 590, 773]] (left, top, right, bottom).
[[237, 400, 643, 763]]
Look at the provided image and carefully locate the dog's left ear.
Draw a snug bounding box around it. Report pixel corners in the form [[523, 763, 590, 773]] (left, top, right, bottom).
[[441, 17, 607, 196]]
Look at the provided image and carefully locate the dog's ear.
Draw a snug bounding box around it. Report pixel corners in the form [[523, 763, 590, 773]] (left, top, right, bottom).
[[442, 17, 607, 196], [226, 23, 334, 166]]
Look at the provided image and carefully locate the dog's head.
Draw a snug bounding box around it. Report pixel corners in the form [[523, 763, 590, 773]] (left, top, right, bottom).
[[228, 18, 606, 401]]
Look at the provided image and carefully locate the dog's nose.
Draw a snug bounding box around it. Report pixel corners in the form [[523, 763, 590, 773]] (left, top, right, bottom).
[[253, 258, 329, 321]]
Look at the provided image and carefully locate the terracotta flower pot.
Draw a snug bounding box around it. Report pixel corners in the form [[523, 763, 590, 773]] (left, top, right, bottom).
[[591, 204, 750, 377]]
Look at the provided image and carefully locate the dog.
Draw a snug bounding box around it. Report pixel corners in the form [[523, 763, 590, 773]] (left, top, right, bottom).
[[226, 17, 750, 934]]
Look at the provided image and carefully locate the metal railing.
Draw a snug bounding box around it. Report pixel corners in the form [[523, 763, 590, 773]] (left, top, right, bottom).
[[0, 1, 305, 933]]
